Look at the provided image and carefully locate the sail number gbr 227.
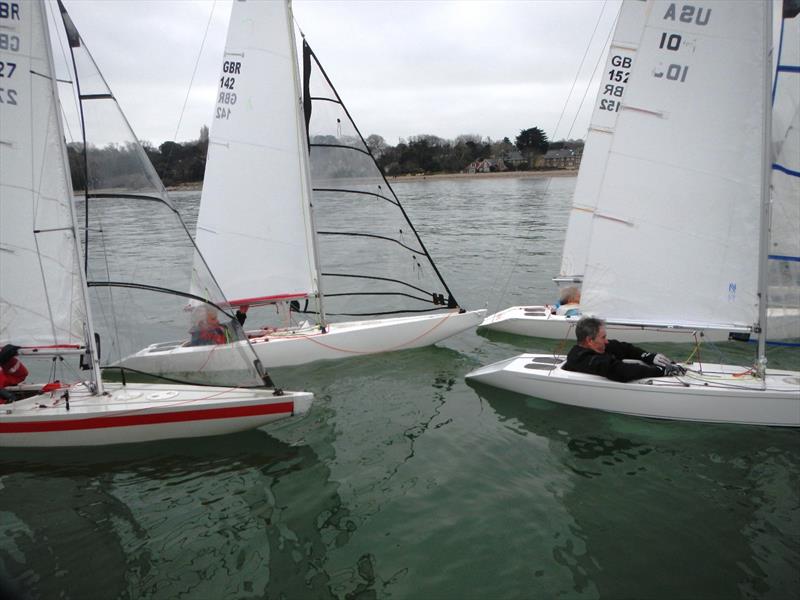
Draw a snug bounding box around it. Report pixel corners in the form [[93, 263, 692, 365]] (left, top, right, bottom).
[[215, 60, 241, 120], [0, 1, 21, 107]]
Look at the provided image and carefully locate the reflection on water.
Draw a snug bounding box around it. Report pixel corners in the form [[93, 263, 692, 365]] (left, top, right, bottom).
[[2, 176, 798, 599], [473, 384, 800, 599]]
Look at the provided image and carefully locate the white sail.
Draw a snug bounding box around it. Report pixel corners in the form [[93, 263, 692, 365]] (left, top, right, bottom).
[[0, 0, 87, 349], [558, 0, 648, 281], [195, 0, 318, 306], [580, 0, 767, 331], [769, 4, 799, 315]]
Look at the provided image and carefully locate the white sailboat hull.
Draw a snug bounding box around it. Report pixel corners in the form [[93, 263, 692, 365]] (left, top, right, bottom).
[[0, 383, 313, 447], [465, 354, 800, 427], [479, 306, 799, 342], [121, 309, 486, 374]]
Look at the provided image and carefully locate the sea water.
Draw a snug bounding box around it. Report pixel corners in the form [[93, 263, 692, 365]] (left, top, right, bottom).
[[1, 175, 798, 599]]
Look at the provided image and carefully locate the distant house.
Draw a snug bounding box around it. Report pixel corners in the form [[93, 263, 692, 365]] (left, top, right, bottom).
[[502, 150, 527, 168], [465, 158, 505, 173], [538, 147, 583, 169]]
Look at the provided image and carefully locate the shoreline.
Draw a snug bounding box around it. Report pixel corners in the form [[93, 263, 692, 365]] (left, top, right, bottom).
[[165, 169, 577, 192], [388, 169, 577, 182]]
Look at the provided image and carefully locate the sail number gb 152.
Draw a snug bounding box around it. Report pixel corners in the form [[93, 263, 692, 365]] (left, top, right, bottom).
[[215, 60, 241, 120], [599, 55, 632, 112]]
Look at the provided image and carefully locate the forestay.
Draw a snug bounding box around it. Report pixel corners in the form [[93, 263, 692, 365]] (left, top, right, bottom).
[[195, 0, 318, 308], [0, 0, 86, 350], [51, 1, 265, 387], [580, 0, 767, 331], [558, 0, 648, 282]]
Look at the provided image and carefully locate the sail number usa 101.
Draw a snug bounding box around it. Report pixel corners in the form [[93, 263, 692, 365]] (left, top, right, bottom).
[[0, 1, 20, 107], [653, 3, 712, 84], [215, 60, 241, 120]]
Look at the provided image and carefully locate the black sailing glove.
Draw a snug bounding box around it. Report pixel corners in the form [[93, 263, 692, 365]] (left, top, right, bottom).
[[641, 352, 673, 369]]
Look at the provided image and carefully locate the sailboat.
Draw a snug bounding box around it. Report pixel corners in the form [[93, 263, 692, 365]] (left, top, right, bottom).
[[120, 0, 484, 378], [479, 0, 800, 345], [0, 0, 312, 447], [467, 0, 800, 427]]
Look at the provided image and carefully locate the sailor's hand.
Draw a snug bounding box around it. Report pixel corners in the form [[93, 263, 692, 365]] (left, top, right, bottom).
[[642, 352, 672, 368], [662, 363, 686, 377], [652, 353, 673, 369]]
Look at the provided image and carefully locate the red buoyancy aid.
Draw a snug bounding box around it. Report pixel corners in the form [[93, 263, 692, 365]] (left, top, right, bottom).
[[0, 357, 28, 388]]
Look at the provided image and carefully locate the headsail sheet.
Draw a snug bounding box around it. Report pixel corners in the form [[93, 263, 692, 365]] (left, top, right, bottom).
[[303, 41, 459, 318], [580, 0, 767, 331], [769, 4, 800, 319], [194, 0, 318, 307], [52, 2, 265, 386], [0, 0, 87, 349], [559, 0, 648, 282]]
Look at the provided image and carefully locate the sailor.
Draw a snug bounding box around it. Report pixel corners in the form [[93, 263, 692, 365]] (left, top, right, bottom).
[[0, 344, 29, 403], [554, 286, 581, 317], [187, 305, 249, 346], [563, 316, 686, 382]]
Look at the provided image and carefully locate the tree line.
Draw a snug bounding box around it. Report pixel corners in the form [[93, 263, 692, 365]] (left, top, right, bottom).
[[67, 125, 581, 189]]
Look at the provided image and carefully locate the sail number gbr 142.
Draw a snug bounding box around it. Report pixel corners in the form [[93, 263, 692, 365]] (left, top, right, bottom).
[[215, 60, 241, 120]]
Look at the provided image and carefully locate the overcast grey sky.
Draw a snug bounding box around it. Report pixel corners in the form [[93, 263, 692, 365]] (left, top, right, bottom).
[[61, 0, 620, 146]]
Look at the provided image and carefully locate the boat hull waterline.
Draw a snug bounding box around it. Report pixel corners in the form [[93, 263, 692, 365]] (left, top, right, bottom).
[[122, 310, 486, 375], [0, 383, 313, 447], [465, 354, 800, 427], [479, 306, 800, 343]]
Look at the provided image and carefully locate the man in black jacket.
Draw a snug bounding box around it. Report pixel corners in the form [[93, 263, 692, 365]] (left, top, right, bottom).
[[563, 317, 686, 382]]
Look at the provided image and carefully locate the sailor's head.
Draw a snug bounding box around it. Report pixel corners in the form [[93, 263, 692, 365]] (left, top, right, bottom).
[[576, 316, 607, 353], [560, 286, 581, 305], [192, 305, 220, 328]]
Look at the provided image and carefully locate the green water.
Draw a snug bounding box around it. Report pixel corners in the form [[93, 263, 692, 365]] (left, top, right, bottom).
[[1, 176, 798, 599]]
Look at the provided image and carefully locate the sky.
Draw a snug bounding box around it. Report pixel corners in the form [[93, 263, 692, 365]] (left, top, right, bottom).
[[59, 0, 621, 147]]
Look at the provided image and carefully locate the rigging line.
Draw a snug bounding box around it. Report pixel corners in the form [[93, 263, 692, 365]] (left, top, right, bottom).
[[312, 187, 399, 207], [320, 272, 433, 296], [316, 231, 425, 254], [86, 281, 230, 312], [47, 0, 79, 146], [322, 291, 435, 304], [171, 0, 217, 143], [549, 0, 610, 142], [310, 142, 372, 157], [565, 11, 616, 140], [295, 306, 453, 318]]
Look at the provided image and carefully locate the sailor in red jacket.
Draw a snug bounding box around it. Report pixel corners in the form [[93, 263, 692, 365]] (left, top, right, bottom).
[[0, 344, 28, 403]]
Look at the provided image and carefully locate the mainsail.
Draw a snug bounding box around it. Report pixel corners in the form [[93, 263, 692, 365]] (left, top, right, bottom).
[[769, 2, 800, 326], [558, 0, 648, 283], [579, 0, 767, 331], [0, 0, 87, 350], [303, 40, 460, 319], [194, 0, 318, 308]]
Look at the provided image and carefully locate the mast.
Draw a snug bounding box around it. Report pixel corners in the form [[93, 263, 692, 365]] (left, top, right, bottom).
[[755, 0, 774, 378], [288, 0, 327, 329], [49, 0, 104, 393]]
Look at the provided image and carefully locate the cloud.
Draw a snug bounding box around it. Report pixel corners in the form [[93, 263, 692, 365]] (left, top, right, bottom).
[[61, 0, 619, 145]]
